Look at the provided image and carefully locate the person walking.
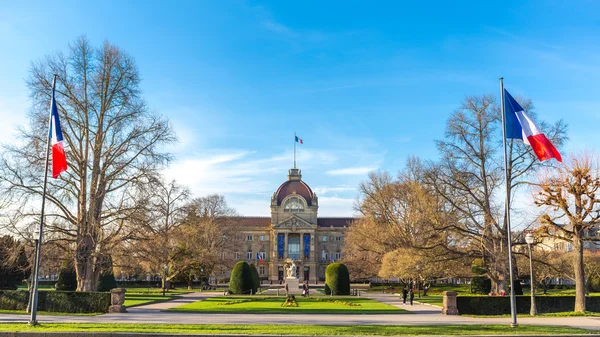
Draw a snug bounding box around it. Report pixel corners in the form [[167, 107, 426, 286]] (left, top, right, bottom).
[[305, 282, 310, 297], [285, 283, 289, 296], [402, 288, 408, 304], [409, 288, 415, 306]]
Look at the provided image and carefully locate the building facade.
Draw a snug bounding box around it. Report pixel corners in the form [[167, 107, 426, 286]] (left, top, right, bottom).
[[236, 167, 356, 282]]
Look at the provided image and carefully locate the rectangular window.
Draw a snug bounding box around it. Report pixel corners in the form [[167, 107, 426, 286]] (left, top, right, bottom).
[[247, 235, 253, 241], [335, 252, 342, 260], [247, 251, 253, 260], [259, 235, 266, 241], [335, 236, 343, 241], [235, 252, 240, 260], [321, 235, 328, 242], [259, 266, 265, 275]]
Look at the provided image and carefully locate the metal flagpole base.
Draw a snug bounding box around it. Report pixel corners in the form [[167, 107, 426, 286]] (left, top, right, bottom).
[[510, 323, 519, 328], [28, 320, 38, 326]]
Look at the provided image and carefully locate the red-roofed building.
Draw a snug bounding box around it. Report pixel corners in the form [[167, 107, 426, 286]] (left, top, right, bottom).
[[234, 167, 358, 282]]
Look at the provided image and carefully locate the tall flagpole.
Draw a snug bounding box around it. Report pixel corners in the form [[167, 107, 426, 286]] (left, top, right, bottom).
[[29, 74, 58, 326], [500, 77, 518, 328], [294, 132, 297, 169]]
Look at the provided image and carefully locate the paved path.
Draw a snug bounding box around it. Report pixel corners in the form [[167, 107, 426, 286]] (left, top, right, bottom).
[[127, 292, 222, 313], [1, 293, 600, 331]]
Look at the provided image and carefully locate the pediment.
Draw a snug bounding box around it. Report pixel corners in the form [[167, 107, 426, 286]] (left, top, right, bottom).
[[274, 215, 317, 230]]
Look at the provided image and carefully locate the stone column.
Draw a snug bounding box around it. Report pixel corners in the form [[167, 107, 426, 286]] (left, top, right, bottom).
[[284, 232, 288, 258], [310, 233, 315, 262], [108, 288, 127, 313], [442, 291, 459, 315]]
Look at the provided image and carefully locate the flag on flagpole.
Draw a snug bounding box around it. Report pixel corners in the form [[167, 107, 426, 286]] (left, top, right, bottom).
[[49, 87, 68, 178], [295, 136, 303, 144], [256, 252, 264, 263], [504, 89, 562, 162]]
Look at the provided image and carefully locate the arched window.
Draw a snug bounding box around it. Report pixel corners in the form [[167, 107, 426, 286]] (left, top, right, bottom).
[[321, 250, 328, 261], [284, 196, 305, 212], [259, 250, 266, 260]]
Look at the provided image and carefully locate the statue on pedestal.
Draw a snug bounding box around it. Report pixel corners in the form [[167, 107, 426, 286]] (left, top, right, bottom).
[[287, 260, 297, 278]]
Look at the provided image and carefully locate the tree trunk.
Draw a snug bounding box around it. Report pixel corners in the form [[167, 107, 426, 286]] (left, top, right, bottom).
[[573, 234, 586, 312]]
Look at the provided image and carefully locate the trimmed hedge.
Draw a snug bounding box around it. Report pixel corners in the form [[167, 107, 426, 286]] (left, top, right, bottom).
[[0, 290, 110, 313], [325, 263, 350, 295], [250, 264, 260, 294], [229, 261, 254, 294], [456, 296, 600, 315]]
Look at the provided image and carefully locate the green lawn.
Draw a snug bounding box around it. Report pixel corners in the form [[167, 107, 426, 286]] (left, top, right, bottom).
[[0, 323, 594, 335], [123, 294, 178, 307], [169, 296, 406, 314]]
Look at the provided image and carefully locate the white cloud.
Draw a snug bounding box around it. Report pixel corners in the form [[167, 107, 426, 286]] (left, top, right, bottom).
[[326, 167, 376, 176], [317, 197, 358, 217], [313, 186, 356, 195]]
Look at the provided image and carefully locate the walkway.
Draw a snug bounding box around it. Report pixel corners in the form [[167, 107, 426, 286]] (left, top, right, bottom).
[[1, 293, 599, 331]]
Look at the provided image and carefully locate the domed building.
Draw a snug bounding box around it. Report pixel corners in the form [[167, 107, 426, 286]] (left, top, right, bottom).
[[237, 167, 356, 282]]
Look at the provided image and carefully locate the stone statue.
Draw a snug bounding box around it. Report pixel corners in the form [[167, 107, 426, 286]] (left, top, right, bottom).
[[287, 260, 297, 278]]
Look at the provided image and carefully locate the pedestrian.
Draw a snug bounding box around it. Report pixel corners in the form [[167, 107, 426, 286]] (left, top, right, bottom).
[[302, 283, 306, 297], [285, 283, 289, 296], [402, 288, 408, 304], [409, 288, 414, 306], [305, 282, 310, 297]]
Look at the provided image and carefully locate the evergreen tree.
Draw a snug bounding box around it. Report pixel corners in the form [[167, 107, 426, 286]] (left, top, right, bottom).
[[0, 236, 30, 290], [55, 259, 77, 291]]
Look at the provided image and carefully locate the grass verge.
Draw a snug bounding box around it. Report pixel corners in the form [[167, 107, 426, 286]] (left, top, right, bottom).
[[123, 294, 178, 307], [168, 296, 405, 314], [0, 323, 595, 335]]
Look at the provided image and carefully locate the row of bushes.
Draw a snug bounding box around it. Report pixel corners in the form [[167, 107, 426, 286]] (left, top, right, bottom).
[[456, 296, 600, 315], [0, 290, 111, 313]]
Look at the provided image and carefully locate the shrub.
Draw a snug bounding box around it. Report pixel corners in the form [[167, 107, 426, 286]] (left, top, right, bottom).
[[511, 280, 524, 296], [456, 295, 600, 315], [249, 264, 260, 294], [229, 261, 254, 294], [56, 260, 77, 291], [325, 262, 350, 295], [97, 271, 117, 292], [0, 290, 110, 313], [588, 277, 600, 292], [470, 259, 491, 294], [97, 255, 117, 292], [324, 283, 331, 295], [0, 236, 30, 290]]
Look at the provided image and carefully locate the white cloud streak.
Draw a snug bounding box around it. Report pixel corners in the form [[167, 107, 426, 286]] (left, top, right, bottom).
[[326, 167, 376, 176]]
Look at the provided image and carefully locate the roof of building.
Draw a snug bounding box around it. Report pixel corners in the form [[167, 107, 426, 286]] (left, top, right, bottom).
[[237, 217, 271, 227], [236, 216, 357, 228], [275, 180, 314, 206], [317, 217, 356, 228]]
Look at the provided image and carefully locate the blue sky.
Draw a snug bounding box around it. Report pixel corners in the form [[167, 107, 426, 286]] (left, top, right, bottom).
[[1, 1, 599, 217]]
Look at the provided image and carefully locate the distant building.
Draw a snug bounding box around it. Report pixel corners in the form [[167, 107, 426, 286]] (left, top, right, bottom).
[[233, 167, 356, 282]]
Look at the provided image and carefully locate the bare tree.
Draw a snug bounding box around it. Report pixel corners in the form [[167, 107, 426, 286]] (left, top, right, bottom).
[[535, 152, 600, 311], [129, 178, 189, 290], [170, 194, 240, 287], [344, 159, 457, 280], [424, 94, 567, 293], [0, 37, 175, 291]]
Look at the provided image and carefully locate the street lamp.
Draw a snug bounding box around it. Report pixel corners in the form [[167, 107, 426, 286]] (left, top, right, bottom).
[[162, 264, 168, 297], [525, 233, 537, 316], [27, 230, 40, 314]]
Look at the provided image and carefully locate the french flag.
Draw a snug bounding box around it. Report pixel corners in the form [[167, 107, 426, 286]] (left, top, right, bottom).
[[49, 86, 68, 178], [295, 136, 303, 144], [504, 89, 562, 162], [256, 253, 264, 263]]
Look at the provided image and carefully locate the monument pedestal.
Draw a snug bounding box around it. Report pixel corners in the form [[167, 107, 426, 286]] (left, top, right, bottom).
[[285, 277, 301, 294]]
